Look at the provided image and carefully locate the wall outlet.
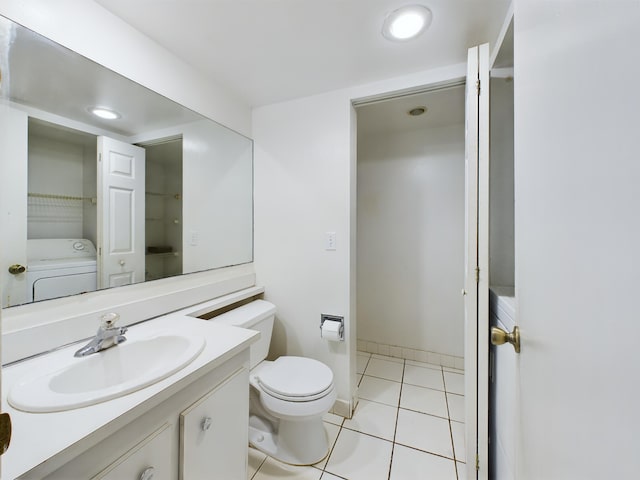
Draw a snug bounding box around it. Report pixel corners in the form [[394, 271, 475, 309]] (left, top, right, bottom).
[[325, 232, 336, 251], [190, 230, 199, 246]]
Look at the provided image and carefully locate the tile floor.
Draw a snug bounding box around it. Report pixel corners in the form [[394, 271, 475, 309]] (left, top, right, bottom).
[[248, 352, 466, 480]]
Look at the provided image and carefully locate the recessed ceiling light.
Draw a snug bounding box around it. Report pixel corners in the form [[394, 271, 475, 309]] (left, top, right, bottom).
[[408, 106, 427, 116], [89, 107, 121, 120], [382, 5, 433, 42]]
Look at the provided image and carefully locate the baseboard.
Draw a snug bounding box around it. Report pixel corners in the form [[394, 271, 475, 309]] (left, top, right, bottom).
[[357, 339, 464, 370]]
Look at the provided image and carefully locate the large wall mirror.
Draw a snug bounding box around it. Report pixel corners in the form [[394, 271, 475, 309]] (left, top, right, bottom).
[[0, 16, 253, 308]]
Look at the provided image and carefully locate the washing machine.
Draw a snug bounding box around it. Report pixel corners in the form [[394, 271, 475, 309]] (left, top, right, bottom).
[[26, 239, 98, 302]]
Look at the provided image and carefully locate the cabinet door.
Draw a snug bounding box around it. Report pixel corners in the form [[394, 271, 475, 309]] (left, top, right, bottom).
[[180, 368, 248, 479], [92, 423, 173, 480]]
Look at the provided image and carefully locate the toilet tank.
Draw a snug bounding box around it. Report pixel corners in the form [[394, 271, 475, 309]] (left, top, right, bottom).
[[210, 300, 276, 369]]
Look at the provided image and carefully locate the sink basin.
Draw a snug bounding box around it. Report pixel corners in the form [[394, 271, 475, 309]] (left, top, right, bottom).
[[8, 333, 206, 413]]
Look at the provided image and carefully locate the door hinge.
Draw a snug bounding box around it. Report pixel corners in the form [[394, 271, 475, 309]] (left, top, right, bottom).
[[475, 266, 480, 283], [98, 153, 102, 162], [0, 412, 12, 455], [476, 79, 481, 95], [476, 454, 480, 471]]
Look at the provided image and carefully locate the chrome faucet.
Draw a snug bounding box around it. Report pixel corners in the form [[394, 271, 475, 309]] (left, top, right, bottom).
[[74, 313, 128, 357]]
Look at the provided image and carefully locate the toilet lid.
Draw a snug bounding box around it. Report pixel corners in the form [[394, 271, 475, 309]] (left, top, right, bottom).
[[257, 356, 334, 400]]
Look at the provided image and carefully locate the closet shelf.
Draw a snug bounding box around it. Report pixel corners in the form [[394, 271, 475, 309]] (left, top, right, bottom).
[[145, 252, 180, 258], [145, 217, 180, 224], [28, 192, 97, 203], [145, 191, 181, 200]]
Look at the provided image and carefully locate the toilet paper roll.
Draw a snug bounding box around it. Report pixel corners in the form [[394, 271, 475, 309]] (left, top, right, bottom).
[[321, 319, 343, 342]]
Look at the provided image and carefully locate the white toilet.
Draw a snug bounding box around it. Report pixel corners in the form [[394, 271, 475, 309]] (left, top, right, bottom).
[[213, 299, 337, 465]]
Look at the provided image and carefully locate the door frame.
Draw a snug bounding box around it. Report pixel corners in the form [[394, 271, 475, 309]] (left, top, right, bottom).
[[351, 53, 489, 476], [464, 43, 491, 480]]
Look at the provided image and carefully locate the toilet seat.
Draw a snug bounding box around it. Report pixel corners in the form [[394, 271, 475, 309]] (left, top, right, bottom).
[[256, 356, 334, 402]]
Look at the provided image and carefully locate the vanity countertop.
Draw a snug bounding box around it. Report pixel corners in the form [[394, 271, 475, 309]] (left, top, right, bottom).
[[1, 310, 259, 479]]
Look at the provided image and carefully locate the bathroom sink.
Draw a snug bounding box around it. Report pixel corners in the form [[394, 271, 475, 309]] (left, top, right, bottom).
[[8, 333, 206, 413]]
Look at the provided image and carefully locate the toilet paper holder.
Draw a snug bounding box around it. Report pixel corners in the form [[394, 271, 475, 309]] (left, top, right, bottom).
[[320, 314, 344, 341]]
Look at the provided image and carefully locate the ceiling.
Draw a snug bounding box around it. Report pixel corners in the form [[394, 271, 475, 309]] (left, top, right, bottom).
[[6, 21, 204, 137], [357, 84, 465, 136], [95, 0, 510, 107]]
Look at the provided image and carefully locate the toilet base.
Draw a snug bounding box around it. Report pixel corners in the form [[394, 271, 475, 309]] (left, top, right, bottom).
[[249, 414, 330, 465]]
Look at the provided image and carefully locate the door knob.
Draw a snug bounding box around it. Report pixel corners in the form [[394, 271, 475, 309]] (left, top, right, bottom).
[[8, 264, 25, 275], [119, 260, 125, 266], [139, 467, 155, 480], [491, 326, 520, 353], [201, 417, 212, 431]]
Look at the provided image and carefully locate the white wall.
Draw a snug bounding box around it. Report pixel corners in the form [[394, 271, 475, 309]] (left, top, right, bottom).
[[131, 120, 254, 275], [514, 0, 640, 478], [28, 134, 85, 239], [181, 121, 253, 273], [253, 90, 354, 411], [357, 125, 465, 357], [0, 0, 251, 136], [489, 78, 514, 287], [253, 63, 466, 412]]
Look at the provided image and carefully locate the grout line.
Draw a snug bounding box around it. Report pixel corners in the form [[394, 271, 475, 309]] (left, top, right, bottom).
[[249, 449, 268, 479], [393, 441, 458, 462], [321, 470, 349, 480], [360, 373, 403, 384], [442, 367, 459, 480], [387, 358, 405, 479], [320, 421, 344, 477], [360, 353, 372, 376], [396, 405, 450, 422], [387, 443, 396, 480]]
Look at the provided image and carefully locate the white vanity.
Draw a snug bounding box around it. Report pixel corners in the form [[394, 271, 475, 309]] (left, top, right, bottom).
[[2, 301, 259, 479]]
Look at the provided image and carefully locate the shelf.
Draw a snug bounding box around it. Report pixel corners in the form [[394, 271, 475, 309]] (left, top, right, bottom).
[[146, 252, 180, 258], [146, 192, 181, 200], [145, 218, 180, 224]]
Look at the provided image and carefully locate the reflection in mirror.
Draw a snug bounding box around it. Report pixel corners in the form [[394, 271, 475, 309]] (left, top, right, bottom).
[[0, 16, 253, 308]]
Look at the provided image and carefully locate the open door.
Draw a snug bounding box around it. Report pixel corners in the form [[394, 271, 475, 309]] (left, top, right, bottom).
[[97, 136, 145, 289], [464, 43, 490, 479]]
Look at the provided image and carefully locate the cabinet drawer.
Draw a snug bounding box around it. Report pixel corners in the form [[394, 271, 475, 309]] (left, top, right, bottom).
[[92, 423, 173, 480], [180, 367, 248, 479]]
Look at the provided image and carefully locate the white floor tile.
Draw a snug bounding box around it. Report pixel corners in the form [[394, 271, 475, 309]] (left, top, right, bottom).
[[400, 384, 448, 418], [444, 371, 465, 395], [357, 353, 370, 374], [395, 409, 454, 459], [390, 444, 457, 480], [406, 359, 442, 370], [451, 420, 466, 463], [313, 422, 341, 469], [343, 399, 398, 441], [443, 365, 465, 374], [372, 353, 404, 364], [364, 357, 404, 382], [323, 412, 344, 426], [325, 429, 393, 480], [457, 461, 467, 479], [320, 473, 345, 480], [358, 376, 401, 407], [248, 447, 267, 479], [403, 364, 445, 390], [253, 457, 322, 480], [447, 393, 465, 423]]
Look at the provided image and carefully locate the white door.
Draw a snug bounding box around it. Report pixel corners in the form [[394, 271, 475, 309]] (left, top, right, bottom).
[[0, 106, 28, 307], [464, 43, 490, 480], [514, 1, 640, 478], [97, 137, 145, 289]]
